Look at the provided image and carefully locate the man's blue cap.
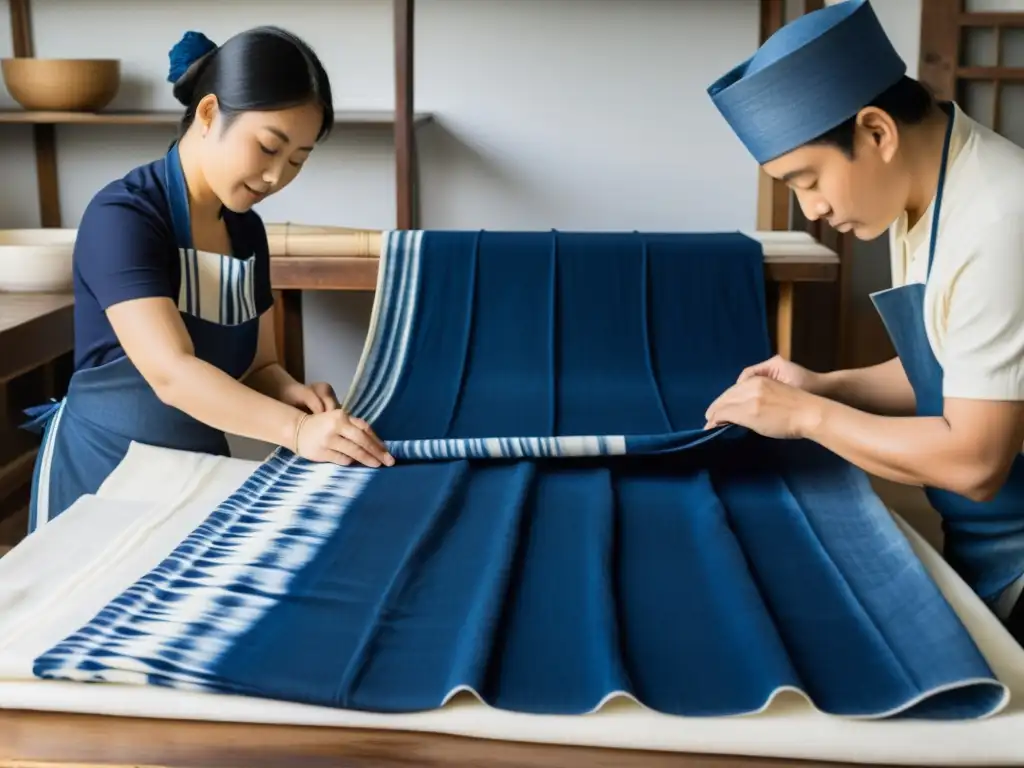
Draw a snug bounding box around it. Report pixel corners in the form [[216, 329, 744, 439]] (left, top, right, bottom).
[[707, 0, 906, 164]]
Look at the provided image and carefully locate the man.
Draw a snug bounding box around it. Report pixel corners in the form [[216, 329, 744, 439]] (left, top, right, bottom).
[[703, 0, 1024, 638]]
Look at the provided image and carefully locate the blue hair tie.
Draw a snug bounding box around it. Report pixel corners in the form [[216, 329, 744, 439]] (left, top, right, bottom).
[[167, 31, 217, 83]]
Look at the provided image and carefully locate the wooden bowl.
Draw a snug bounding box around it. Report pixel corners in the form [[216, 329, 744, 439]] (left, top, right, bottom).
[[0, 229, 77, 293], [1, 58, 120, 112]]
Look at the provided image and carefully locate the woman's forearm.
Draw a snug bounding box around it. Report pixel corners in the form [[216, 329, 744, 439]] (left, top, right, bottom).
[[158, 354, 304, 449], [815, 357, 916, 415], [244, 362, 299, 401]]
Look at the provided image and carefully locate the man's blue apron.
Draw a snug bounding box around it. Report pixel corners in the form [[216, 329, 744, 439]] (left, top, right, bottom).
[[22, 143, 261, 534], [871, 105, 1024, 636]]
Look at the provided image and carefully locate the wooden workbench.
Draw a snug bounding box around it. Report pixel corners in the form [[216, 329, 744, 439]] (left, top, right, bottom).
[[0, 292, 74, 536]]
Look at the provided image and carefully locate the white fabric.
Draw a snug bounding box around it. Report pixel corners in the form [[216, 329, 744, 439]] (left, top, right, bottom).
[[890, 102, 1024, 400], [1, 442, 1023, 765]]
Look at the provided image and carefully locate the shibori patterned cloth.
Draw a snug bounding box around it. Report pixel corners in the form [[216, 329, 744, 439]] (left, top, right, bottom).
[[33, 230, 1009, 720]]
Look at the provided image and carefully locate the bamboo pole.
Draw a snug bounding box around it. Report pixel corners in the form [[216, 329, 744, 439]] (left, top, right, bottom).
[[264, 223, 382, 258], [263, 224, 839, 262]]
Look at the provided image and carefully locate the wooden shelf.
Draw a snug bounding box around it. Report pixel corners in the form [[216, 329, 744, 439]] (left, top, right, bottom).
[[0, 109, 435, 127]]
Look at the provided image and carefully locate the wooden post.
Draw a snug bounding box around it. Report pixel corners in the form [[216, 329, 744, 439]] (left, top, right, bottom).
[[274, 0, 418, 382], [757, 0, 797, 359], [757, 0, 789, 232], [9, 0, 61, 229], [273, 290, 305, 384], [394, 0, 416, 229], [918, 0, 961, 101]]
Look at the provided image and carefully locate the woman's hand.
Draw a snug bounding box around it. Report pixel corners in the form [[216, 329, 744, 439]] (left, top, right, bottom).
[[281, 380, 341, 414], [295, 409, 395, 468], [735, 354, 825, 394]]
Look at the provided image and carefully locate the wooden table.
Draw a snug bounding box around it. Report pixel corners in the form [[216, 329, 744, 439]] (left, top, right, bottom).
[[0, 292, 73, 383], [0, 710, 915, 768], [0, 293, 74, 535]]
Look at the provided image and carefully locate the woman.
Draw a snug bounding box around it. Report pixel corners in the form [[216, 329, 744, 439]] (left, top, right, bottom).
[[25, 26, 393, 535], [704, 0, 1024, 640]]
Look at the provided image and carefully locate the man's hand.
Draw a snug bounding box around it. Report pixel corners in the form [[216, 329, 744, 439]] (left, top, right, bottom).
[[704, 375, 822, 439], [735, 354, 825, 394]]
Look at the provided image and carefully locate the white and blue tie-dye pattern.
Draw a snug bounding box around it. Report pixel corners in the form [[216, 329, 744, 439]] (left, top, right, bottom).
[[343, 230, 423, 424], [33, 451, 372, 690], [177, 248, 259, 327], [384, 434, 630, 460]]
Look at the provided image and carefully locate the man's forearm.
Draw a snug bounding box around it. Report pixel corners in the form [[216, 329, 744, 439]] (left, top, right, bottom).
[[801, 398, 999, 500], [815, 357, 916, 415]]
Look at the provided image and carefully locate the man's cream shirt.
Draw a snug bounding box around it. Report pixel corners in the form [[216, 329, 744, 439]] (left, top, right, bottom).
[[888, 102, 1024, 401]]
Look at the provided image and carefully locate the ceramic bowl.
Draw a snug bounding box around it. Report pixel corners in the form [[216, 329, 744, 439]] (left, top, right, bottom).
[[1, 58, 120, 112], [0, 229, 77, 293]]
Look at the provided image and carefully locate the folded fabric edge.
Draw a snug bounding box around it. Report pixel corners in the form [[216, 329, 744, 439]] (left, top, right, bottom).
[[375, 424, 745, 462], [433, 678, 1009, 721]]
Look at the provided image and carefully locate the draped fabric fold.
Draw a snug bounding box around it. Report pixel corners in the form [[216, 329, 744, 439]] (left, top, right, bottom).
[[33, 230, 1009, 720]]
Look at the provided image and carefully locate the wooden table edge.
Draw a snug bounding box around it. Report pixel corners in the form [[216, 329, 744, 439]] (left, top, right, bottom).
[[0, 708, 896, 768]]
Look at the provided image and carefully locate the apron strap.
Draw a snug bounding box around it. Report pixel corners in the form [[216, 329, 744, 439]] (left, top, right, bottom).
[[925, 103, 956, 280], [164, 141, 194, 249]]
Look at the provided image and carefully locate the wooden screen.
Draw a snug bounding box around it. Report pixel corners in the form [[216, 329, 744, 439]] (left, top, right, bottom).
[[921, 0, 1024, 144]]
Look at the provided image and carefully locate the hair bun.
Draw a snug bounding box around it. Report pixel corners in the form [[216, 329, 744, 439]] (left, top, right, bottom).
[[167, 30, 217, 84]]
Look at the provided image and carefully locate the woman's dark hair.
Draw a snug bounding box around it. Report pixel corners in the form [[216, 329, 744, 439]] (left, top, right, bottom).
[[807, 76, 935, 157], [168, 26, 334, 142]]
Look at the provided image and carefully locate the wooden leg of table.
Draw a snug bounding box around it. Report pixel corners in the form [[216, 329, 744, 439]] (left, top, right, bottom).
[[273, 290, 305, 383], [776, 281, 794, 360]]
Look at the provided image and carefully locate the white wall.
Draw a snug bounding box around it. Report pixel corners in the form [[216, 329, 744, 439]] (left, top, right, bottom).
[[0, 0, 924, 456]]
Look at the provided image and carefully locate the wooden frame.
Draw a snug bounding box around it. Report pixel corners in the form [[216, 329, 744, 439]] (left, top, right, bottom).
[[268, 229, 839, 364], [919, 0, 1024, 136]]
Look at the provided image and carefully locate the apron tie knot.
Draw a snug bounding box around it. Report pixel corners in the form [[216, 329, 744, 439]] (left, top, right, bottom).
[[20, 398, 63, 435]]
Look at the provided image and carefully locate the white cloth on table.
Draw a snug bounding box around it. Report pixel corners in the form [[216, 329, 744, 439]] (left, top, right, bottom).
[[0, 442, 1023, 766]]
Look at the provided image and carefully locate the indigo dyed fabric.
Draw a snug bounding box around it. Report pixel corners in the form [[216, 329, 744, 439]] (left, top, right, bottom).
[[345, 230, 764, 459], [33, 230, 1009, 720]]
